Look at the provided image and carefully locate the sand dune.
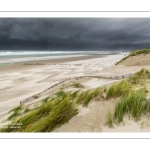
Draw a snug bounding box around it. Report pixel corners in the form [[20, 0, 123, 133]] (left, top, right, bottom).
[[1, 52, 150, 132], [53, 54, 150, 132], [118, 53, 150, 66]]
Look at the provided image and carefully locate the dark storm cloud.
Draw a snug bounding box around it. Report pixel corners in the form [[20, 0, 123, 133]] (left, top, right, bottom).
[[0, 18, 150, 51]]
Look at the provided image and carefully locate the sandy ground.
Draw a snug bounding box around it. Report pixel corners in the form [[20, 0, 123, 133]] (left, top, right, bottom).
[[53, 53, 150, 132], [53, 100, 150, 132], [1, 52, 150, 132], [53, 99, 115, 132], [0, 54, 124, 121], [119, 53, 150, 66]]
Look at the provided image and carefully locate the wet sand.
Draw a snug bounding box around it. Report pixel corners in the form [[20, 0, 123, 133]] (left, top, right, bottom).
[[0, 54, 107, 74]]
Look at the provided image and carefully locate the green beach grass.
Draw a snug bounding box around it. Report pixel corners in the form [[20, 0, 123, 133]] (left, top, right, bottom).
[[106, 80, 132, 99], [0, 86, 105, 132], [107, 89, 150, 127], [72, 82, 84, 88], [116, 48, 150, 65], [8, 106, 22, 120], [106, 69, 150, 127], [1, 68, 150, 132]]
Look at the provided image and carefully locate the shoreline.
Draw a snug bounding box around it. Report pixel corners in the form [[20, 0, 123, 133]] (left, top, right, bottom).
[[0, 53, 118, 66], [0, 54, 108, 74], [0, 53, 124, 117]]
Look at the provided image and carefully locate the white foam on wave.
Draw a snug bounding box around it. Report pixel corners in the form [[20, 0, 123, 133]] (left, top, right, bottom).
[[0, 50, 128, 65], [0, 51, 66, 56], [0, 55, 85, 64], [0, 50, 117, 56]]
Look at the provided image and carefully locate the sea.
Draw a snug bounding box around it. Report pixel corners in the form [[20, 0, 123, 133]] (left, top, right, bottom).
[[0, 50, 125, 66]]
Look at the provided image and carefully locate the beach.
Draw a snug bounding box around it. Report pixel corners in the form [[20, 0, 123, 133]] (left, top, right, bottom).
[[1, 52, 150, 132], [0, 53, 124, 120]]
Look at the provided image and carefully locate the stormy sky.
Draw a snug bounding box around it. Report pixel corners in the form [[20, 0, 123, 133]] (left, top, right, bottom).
[[0, 18, 150, 51]]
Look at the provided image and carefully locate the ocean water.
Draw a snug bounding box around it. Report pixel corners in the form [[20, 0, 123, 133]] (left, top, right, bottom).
[[0, 50, 121, 66]]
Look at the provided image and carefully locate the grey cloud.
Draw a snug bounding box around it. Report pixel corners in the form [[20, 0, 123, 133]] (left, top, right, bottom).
[[0, 18, 150, 51]]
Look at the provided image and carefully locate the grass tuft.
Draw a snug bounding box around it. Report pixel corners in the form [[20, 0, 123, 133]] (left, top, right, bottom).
[[9, 106, 22, 114], [8, 106, 22, 120], [55, 90, 66, 97], [113, 89, 147, 123], [106, 80, 132, 99], [33, 95, 39, 99], [24, 107, 30, 113], [72, 82, 84, 88], [116, 48, 150, 65], [1, 91, 78, 132], [76, 86, 106, 106], [42, 96, 49, 103], [128, 68, 150, 85], [106, 109, 114, 128], [25, 97, 78, 132]]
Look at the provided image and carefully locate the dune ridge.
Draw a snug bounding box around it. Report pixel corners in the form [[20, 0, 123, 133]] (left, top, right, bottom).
[[1, 50, 150, 132]]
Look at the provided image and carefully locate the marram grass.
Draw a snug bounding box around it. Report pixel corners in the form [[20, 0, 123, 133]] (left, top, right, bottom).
[[106, 80, 132, 99], [106, 68, 150, 127], [1, 85, 106, 132], [1, 94, 78, 132], [76, 86, 106, 106], [83, 86, 106, 106], [72, 82, 84, 88], [115, 90, 147, 122], [1, 68, 150, 131], [24, 97, 78, 132], [116, 48, 150, 65], [106, 109, 114, 128], [107, 89, 150, 127], [128, 68, 150, 84], [8, 106, 22, 120]]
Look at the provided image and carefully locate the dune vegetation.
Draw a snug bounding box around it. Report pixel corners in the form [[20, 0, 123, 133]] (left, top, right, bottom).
[[106, 68, 150, 127], [0, 86, 106, 132], [116, 48, 150, 65], [8, 106, 22, 120], [106, 80, 132, 99], [1, 68, 150, 132], [107, 89, 150, 127], [72, 82, 84, 88]]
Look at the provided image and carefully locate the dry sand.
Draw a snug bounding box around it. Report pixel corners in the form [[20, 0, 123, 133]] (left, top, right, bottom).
[[53, 53, 150, 132], [0, 54, 123, 121], [1, 52, 150, 132], [119, 53, 150, 66]]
